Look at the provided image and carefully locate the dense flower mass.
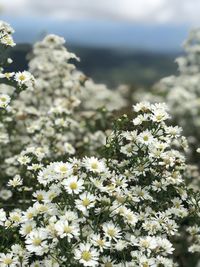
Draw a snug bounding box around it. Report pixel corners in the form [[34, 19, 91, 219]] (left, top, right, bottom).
[[0, 22, 35, 110], [0, 20, 200, 267], [0, 102, 197, 266], [135, 29, 200, 163]]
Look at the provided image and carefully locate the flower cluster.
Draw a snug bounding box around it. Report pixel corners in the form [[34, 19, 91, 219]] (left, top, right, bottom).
[[0, 21, 15, 47], [0, 20, 199, 267], [0, 21, 35, 112], [0, 34, 117, 209], [132, 30, 200, 265], [0, 103, 194, 267], [134, 29, 200, 162]]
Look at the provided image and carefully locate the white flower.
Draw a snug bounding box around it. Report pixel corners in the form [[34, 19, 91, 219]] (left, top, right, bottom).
[[75, 192, 96, 213], [91, 234, 110, 252], [1, 35, 15, 47], [156, 238, 174, 254], [22, 206, 37, 222], [25, 229, 49, 256], [62, 176, 84, 194], [17, 155, 31, 165], [138, 255, 156, 267], [15, 71, 34, 85], [151, 108, 170, 122], [0, 94, 11, 108], [55, 219, 80, 240], [123, 209, 138, 226], [32, 190, 47, 202], [0, 209, 6, 225], [133, 102, 151, 112], [9, 210, 22, 225], [102, 223, 121, 241], [74, 243, 99, 266], [0, 189, 12, 200], [137, 236, 157, 251], [165, 126, 182, 138], [100, 256, 117, 266], [137, 130, 154, 145], [64, 142, 76, 155], [133, 114, 149, 125], [7, 175, 23, 187], [0, 253, 17, 267], [54, 162, 73, 176], [20, 221, 36, 236], [83, 157, 107, 173]]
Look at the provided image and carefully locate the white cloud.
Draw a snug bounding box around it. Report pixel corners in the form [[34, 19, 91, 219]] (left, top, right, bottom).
[[1, 0, 200, 25]]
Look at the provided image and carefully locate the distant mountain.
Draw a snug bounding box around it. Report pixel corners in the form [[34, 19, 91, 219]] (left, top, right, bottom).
[[2, 16, 189, 52], [6, 43, 179, 87]]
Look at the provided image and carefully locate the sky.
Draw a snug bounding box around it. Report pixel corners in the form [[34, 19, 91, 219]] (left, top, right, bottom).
[[1, 0, 200, 25], [1, 0, 200, 51]]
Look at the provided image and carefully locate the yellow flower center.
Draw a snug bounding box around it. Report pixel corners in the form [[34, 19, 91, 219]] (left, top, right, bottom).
[[12, 215, 20, 222], [32, 238, 42, 246], [3, 258, 13, 264], [141, 240, 149, 248], [91, 162, 98, 169], [37, 194, 44, 201], [138, 191, 144, 197], [143, 135, 149, 141], [107, 229, 116, 237], [38, 205, 48, 212], [64, 225, 72, 233], [60, 166, 68, 172], [19, 75, 26, 81], [82, 198, 90, 207], [156, 115, 163, 121], [81, 251, 92, 262], [70, 182, 78, 190], [25, 225, 32, 234], [27, 213, 33, 219], [97, 239, 105, 246]]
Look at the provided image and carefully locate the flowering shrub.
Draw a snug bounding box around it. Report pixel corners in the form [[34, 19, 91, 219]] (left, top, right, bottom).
[[0, 34, 117, 209], [0, 102, 198, 267], [0, 21, 35, 204], [0, 21, 34, 108], [0, 20, 199, 267], [134, 29, 200, 162], [132, 29, 200, 265]]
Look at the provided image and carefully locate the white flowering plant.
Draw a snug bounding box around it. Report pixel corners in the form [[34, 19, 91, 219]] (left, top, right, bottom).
[[132, 31, 200, 265], [0, 33, 116, 210], [134, 29, 200, 163], [0, 22, 35, 104], [0, 103, 199, 267], [0, 20, 199, 267], [0, 21, 35, 207]]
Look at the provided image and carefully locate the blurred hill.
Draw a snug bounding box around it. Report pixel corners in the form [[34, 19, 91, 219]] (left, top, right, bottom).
[[6, 44, 178, 87]]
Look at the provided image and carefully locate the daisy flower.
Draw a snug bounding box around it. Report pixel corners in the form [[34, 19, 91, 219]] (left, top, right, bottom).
[[102, 223, 121, 241], [25, 229, 49, 256], [0, 94, 11, 108], [0, 253, 17, 267], [62, 176, 84, 194], [74, 243, 99, 266], [83, 157, 107, 173], [137, 130, 154, 145], [55, 219, 80, 240], [54, 162, 73, 176], [75, 192, 96, 213]]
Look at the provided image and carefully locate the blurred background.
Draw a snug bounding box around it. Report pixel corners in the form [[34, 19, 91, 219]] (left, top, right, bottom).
[[1, 0, 200, 87]]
